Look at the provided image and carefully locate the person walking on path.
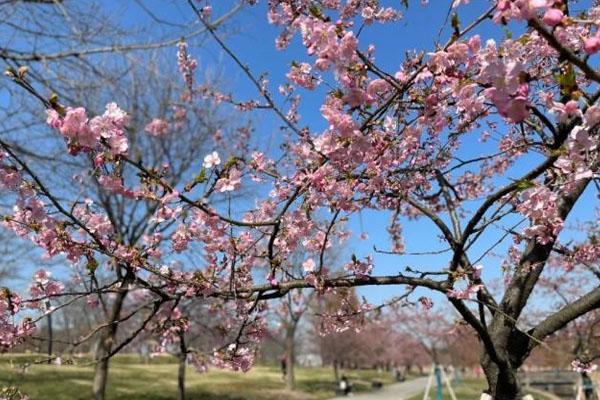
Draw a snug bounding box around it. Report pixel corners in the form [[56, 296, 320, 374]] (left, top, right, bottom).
[[280, 355, 287, 380]]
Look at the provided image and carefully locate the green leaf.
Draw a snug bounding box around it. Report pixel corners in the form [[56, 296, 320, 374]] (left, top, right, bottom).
[[309, 4, 323, 18], [195, 167, 207, 184], [515, 180, 535, 191], [451, 13, 460, 31], [223, 157, 238, 170], [86, 258, 98, 274], [549, 147, 567, 158], [554, 63, 577, 96]]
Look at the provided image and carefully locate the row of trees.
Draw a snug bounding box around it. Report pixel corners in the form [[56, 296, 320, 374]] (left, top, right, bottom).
[[269, 284, 600, 391], [0, 1, 599, 400]]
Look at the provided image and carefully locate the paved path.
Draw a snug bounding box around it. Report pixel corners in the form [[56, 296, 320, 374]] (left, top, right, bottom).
[[330, 377, 429, 400]]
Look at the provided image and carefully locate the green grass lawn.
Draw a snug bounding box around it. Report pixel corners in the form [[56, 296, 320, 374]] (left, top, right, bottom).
[[406, 378, 555, 400], [0, 354, 397, 400]]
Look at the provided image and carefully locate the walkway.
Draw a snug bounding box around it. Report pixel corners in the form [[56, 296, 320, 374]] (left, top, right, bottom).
[[330, 377, 430, 400]]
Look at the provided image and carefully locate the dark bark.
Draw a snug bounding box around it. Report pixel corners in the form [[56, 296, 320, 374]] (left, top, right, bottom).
[[92, 284, 129, 400], [284, 321, 297, 391], [178, 333, 187, 400], [527, 286, 600, 354], [45, 300, 52, 364], [472, 177, 593, 398], [480, 352, 522, 399]]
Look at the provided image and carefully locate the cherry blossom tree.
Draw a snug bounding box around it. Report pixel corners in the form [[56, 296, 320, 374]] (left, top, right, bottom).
[[314, 294, 432, 374], [387, 302, 483, 371], [269, 290, 310, 389], [269, 247, 342, 390], [2, 1, 600, 399], [313, 287, 366, 379], [1, 3, 244, 399], [392, 308, 454, 365], [526, 254, 600, 371]]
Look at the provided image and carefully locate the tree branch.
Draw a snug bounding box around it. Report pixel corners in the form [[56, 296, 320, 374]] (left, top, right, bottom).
[[527, 286, 600, 354]]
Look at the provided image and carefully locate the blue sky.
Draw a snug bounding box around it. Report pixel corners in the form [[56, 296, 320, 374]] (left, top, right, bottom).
[[3, 1, 597, 311], [174, 1, 593, 308]]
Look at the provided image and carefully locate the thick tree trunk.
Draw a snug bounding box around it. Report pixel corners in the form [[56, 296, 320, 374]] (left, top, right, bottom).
[[178, 333, 187, 400], [92, 286, 128, 400], [480, 358, 522, 400], [178, 354, 186, 400], [45, 303, 53, 364], [479, 331, 530, 400], [284, 323, 296, 391]]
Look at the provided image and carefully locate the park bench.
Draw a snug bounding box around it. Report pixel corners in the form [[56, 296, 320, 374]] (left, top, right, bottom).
[[371, 380, 383, 389], [519, 370, 580, 399]]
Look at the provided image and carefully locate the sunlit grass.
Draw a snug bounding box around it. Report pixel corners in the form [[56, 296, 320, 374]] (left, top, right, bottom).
[[0, 354, 397, 400]]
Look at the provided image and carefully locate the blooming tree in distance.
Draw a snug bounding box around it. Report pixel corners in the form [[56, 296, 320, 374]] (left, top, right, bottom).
[[2, 0, 600, 399]]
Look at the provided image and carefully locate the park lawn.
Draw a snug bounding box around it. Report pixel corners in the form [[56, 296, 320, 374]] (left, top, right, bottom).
[[406, 378, 555, 400], [0, 354, 396, 400]]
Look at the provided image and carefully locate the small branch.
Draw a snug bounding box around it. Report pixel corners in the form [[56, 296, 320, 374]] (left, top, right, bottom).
[[528, 17, 600, 84]]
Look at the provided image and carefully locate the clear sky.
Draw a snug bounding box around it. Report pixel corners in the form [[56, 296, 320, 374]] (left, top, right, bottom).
[[129, 1, 596, 306], [4, 0, 597, 310]]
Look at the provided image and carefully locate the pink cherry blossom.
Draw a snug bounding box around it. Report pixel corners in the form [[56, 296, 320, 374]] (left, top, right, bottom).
[[97, 175, 135, 197], [203, 151, 221, 169], [542, 8, 563, 26], [0, 167, 20, 189], [145, 118, 169, 136], [215, 168, 241, 192], [344, 256, 373, 279], [418, 296, 434, 310], [302, 258, 316, 273], [584, 34, 600, 54], [571, 359, 598, 373], [177, 41, 198, 92], [201, 5, 212, 18], [447, 284, 484, 300], [287, 62, 320, 90], [28, 269, 64, 309]]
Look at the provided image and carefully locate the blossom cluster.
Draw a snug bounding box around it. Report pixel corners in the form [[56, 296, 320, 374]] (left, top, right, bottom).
[[177, 41, 198, 93], [27, 269, 65, 310], [0, 289, 33, 351], [46, 103, 128, 156], [571, 359, 598, 373], [517, 186, 563, 245]]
